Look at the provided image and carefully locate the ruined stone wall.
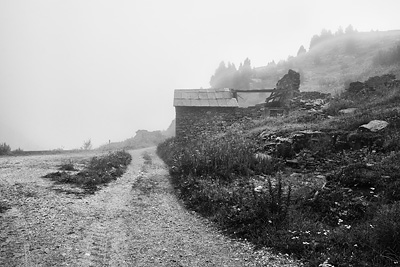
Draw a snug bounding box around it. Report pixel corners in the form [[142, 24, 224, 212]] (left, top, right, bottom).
[[175, 105, 265, 141]]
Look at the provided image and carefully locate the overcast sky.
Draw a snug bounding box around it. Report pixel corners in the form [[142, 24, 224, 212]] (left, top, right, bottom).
[[1, 0, 400, 150]]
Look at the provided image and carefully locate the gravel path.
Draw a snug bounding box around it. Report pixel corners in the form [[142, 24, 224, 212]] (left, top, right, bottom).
[[0, 148, 302, 266]]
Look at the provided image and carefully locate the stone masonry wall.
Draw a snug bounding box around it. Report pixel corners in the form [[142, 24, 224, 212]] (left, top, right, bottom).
[[175, 105, 265, 141]]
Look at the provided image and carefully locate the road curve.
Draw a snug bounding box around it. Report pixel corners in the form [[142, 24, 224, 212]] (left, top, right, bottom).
[[0, 148, 301, 266]]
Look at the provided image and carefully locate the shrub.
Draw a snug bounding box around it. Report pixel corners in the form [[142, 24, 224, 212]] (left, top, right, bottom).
[[12, 148, 24, 155], [142, 151, 152, 165], [372, 202, 400, 260], [373, 43, 400, 66], [43, 150, 132, 193], [59, 160, 76, 171], [0, 142, 11, 155]]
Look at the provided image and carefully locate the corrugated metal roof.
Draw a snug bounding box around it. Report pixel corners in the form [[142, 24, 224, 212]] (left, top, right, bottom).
[[173, 88, 239, 107]]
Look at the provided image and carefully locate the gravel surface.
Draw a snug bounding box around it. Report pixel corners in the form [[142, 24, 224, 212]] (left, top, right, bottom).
[[0, 148, 302, 266]]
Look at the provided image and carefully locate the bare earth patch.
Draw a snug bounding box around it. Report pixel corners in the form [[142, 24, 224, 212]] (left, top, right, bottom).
[[0, 148, 301, 266]]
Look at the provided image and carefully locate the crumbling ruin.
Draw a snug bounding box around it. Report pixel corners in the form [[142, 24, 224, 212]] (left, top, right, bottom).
[[264, 69, 300, 116], [173, 69, 302, 140]]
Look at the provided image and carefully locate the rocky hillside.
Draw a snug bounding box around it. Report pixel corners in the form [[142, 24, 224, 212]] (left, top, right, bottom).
[[157, 71, 400, 266]]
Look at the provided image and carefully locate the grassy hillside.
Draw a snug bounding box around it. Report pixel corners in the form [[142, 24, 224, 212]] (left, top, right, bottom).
[[254, 30, 400, 94], [158, 73, 400, 266]]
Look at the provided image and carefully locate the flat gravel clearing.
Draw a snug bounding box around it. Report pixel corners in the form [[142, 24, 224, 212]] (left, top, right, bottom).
[[0, 148, 301, 266]]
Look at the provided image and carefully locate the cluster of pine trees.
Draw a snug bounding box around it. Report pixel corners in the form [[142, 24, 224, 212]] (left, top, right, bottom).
[[209, 58, 253, 89]]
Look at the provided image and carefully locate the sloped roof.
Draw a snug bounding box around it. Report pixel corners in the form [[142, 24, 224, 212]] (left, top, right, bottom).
[[173, 88, 239, 107]]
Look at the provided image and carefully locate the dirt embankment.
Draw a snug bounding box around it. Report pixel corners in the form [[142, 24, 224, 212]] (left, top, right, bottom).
[[0, 148, 300, 266]]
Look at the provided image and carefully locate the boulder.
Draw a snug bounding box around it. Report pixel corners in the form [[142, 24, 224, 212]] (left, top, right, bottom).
[[359, 120, 389, 132]]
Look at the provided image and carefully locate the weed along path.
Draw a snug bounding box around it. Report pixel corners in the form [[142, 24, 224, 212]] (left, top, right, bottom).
[[0, 148, 300, 266]]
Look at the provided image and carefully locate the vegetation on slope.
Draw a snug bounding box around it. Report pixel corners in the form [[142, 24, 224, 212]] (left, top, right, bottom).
[[43, 150, 132, 194], [210, 28, 400, 95], [158, 76, 400, 266]]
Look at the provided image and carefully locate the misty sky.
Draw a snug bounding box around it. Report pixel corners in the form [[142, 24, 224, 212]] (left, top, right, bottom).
[[1, 0, 400, 150]]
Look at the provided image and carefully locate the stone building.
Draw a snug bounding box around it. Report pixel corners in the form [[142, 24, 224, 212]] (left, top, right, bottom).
[[173, 69, 301, 140], [173, 88, 264, 140]]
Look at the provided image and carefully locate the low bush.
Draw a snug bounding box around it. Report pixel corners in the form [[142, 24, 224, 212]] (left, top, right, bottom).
[[59, 160, 76, 171], [373, 42, 400, 66], [142, 151, 152, 165], [0, 142, 11, 155], [372, 202, 400, 261], [43, 150, 132, 193]]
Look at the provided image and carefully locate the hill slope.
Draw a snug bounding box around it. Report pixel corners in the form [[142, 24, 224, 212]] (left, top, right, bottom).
[[157, 71, 400, 266], [253, 30, 400, 94]]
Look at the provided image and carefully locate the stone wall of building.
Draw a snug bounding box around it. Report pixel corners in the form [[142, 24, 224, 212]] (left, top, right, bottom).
[[175, 105, 265, 141]]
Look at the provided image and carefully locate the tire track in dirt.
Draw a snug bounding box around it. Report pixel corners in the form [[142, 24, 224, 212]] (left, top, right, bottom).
[[1, 148, 301, 266], [70, 149, 142, 267]]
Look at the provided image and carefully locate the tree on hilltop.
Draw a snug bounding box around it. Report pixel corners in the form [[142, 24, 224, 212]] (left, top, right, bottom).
[[210, 59, 254, 89], [297, 45, 306, 56]]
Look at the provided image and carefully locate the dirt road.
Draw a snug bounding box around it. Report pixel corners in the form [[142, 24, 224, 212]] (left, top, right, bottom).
[[0, 148, 301, 266]]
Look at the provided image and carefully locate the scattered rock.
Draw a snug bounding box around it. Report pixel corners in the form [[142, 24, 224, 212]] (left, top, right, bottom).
[[291, 130, 332, 152], [338, 108, 358, 114], [359, 120, 389, 132], [291, 91, 331, 111]]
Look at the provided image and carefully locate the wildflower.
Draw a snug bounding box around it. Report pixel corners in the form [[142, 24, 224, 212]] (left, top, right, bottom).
[[319, 258, 335, 267], [254, 185, 263, 192]]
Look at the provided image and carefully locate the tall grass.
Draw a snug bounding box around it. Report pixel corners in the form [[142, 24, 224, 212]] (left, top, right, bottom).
[[158, 131, 400, 266]]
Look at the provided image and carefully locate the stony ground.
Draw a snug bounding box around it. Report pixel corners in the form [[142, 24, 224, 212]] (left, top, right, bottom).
[[0, 148, 301, 266]]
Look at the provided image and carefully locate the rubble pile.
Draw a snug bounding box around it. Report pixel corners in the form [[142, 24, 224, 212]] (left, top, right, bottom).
[[290, 91, 331, 111]]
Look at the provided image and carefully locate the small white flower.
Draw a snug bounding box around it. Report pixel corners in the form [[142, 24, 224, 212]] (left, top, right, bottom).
[[254, 185, 263, 192]]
